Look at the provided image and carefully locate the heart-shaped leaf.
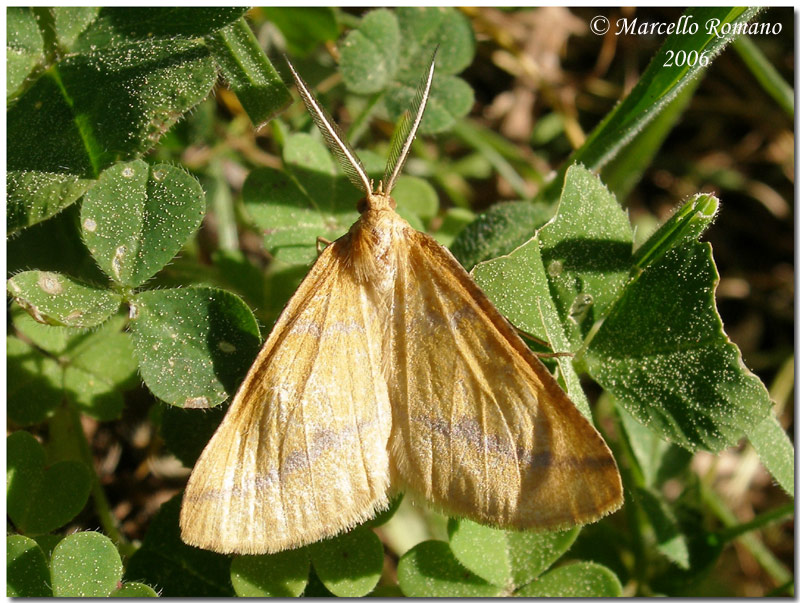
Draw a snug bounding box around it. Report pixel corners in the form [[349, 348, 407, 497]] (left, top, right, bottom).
[[310, 527, 384, 597], [7, 431, 92, 536], [81, 160, 206, 287], [398, 540, 502, 597], [448, 519, 580, 590], [128, 287, 261, 408], [231, 548, 310, 597], [516, 561, 623, 597]]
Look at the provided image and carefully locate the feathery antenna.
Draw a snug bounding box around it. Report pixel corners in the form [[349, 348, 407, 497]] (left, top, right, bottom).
[[285, 56, 372, 195], [382, 49, 437, 196]]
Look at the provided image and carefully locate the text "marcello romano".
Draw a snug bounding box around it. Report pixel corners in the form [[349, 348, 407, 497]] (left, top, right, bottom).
[[615, 15, 782, 38]]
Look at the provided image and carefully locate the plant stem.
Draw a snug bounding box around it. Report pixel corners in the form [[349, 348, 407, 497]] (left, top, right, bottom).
[[208, 159, 239, 252], [701, 485, 792, 589], [452, 120, 531, 201], [346, 90, 385, 147], [716, 502, 794, 543], [60, 405, 138, 559]]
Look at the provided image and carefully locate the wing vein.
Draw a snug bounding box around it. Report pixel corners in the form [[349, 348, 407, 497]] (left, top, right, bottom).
[[286, 278, 337, 522]]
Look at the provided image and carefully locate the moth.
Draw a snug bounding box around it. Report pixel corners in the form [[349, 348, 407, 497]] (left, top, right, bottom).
[[180, 53, 623, 554]]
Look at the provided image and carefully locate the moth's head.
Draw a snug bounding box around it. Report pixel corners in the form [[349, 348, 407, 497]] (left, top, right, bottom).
[[358, 180, 396, 213]]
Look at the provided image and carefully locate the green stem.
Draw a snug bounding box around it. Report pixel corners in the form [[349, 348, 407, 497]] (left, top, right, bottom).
[[59, 405, 137, 559], [701, 484, 791, 588], [208, 159, 239, 252], [452, 120, 531, 201], [602, 403, 649, 591], [347, 90, 385, 147], [716, 502, 794, 543]]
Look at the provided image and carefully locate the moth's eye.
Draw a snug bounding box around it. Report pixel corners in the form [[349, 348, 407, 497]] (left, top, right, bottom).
[[357, 198, 369, 213]]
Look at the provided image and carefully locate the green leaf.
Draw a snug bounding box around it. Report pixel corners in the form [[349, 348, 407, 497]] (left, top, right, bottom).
[[585, 242, 773, 452], [7, 169, 95, 234], [397, 540, 502, 597], [74, 7, 248, 48], [32, 533, 64, 562], [542, 7, 762, 202], [433, 206, 474, 248], [231, 548, 310, 597], [50, 532, 123, 597], [340, 9, 400, 95], [242, 136, 359, 265], [8, 37, 216, 183], [395, 7, 476, 79], [129, 287, 261, 408], [8, 311, 137, 422], [62, 318, 138, 420], [386, 72, 474, 135], [636, 487, 690, 568], [242, 166, 328, 266], [392, 175, 439, 221], [7, 7, 44, 99], [516, 561, 622, 597], [339, 7, 475, 132], [125, 494, 234, 597], [389, 8, 475, 133], [7, 335, 63, 426], [263, 7, 338, 57], [206, 18, 292, 127], [617, 405, 691, 488], [111, 582, 159, 597], [601, 78, 700, 202], [448, 519, 579, 589], [472, 238, 592, 419], [748, 413, 794, 497], [7, 535, 52, 597], [10, 302, 79, 355], [8, 270, 120, 327], [81, 160, 206, 287], [210, 249, 269, 313], [283, 132, 357, 216], [451, 119, 530, 201], [650, 502, 725, 595], [450, 200, 552, 271], [537, 165, 633, 345], [310, 528, 384, 597], [7, 203, 108, 283], [733, 35, 794, 118], [7, 431, 93, 536], [52, 7, 99, 48]]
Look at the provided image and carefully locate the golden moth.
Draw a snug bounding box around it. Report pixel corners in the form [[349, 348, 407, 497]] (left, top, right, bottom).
[[180, 54, 623, 554]]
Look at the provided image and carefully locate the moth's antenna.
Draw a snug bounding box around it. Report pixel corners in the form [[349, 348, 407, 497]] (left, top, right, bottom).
[[285, 56, 372, 195], [382, 48, 437, 196]]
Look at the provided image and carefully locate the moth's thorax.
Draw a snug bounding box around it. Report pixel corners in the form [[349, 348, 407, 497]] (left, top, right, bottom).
[[345, 199, 410, 290]]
